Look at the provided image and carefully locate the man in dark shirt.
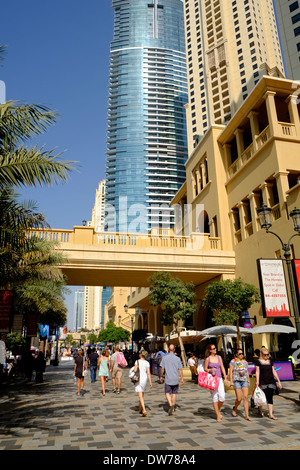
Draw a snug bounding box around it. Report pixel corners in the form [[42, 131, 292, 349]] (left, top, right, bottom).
[[88, 348, 99, 383]]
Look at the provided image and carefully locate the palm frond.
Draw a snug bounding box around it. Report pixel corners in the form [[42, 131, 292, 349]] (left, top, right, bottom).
[[0, 101, 58, 145], [0, 145, 76, 187]]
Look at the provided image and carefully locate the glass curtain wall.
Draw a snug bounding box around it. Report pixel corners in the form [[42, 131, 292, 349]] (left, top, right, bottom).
[[105, 0, 188, 233]]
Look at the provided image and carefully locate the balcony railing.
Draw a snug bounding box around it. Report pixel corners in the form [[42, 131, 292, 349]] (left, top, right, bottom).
[[28, 228, 221, 251]]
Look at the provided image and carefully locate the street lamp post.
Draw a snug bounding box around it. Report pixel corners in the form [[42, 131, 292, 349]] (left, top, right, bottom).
[[257, 204, 300, 340]]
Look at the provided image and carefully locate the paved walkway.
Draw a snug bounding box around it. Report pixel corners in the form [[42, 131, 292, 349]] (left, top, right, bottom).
[[0, 359, 299, 451]]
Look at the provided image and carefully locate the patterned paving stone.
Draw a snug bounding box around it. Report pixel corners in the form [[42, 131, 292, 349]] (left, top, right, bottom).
[[0, 360, 299, 451]]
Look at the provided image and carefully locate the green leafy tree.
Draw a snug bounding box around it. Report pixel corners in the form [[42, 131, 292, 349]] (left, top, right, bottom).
[[148, 272, 197, 367], [88, 333, 98, 345], [5, 332, 26, 355], [98, 321, 130, 344], [65, 334, 74, 347], [202, 278, 260, 347]]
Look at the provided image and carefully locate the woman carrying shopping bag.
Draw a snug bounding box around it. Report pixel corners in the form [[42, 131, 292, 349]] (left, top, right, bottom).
[[133, 350, 152, 417], [204, 344, 227, 422], [255, 347, 282, 419]]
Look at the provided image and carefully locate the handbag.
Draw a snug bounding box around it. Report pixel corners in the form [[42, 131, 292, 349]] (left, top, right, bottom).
[[253, 386, 267, 406], [198, 371, 220, 390], [83, 369, 88, 377], [130, 361, 140, 384]]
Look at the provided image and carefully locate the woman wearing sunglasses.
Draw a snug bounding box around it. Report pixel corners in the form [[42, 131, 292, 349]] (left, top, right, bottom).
[[255, 347, 282, 419], [229, 349, 252, 421], [204, 344, 227, 422]]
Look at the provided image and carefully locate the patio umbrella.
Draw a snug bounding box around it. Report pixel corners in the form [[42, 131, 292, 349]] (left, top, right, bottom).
[[251, 325, 296, 334], [196, 325, 252, 336], [196, 325, 252, 356]]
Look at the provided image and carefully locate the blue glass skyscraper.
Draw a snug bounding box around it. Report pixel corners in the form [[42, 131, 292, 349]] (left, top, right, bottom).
[[105, 0, 188, 233]]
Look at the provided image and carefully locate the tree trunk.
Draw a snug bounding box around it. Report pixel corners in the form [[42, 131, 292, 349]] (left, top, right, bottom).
[[236, 319, 242, 349], [177, 325, 187, 368]]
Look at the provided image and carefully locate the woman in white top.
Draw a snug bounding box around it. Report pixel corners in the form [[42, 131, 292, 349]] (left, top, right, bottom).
[[133, 350, 152, 417]]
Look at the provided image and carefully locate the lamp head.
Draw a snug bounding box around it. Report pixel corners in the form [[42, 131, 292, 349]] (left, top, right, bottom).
[[257, 204, 272, 230], [290, 207, 300, 233]]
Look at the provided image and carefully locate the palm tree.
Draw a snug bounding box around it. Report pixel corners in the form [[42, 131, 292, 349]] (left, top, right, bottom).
[[0, 45, 74, 334]]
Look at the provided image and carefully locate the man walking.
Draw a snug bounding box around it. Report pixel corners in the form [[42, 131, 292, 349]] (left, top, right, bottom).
[[159, 344, 184, 415], [88, 348, 99, 383]]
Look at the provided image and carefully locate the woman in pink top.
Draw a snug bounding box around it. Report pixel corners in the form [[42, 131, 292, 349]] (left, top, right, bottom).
[[204, 344, 227, 422]]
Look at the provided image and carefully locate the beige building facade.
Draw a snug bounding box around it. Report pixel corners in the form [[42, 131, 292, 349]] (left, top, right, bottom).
[[172, 75, 300, 348]]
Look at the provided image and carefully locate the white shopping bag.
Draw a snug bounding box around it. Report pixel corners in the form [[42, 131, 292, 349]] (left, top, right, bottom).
[[253, 386, 267, 406]]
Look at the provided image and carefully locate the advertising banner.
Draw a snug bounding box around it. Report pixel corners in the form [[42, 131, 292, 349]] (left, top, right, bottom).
[[292, 259, 300, 308], [59, 326, 68, 340], [257, 259, 291, 317], [0, 290, 13, 332], [248, 361, 294, 380]]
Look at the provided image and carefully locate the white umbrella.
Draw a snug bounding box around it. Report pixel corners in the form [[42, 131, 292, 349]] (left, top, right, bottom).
[[196, 325, 252, 336], [251, 324, 296, 334]]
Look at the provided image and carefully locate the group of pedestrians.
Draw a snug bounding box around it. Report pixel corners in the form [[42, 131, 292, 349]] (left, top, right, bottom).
[[73, 345, 126, 397], [73, 342, 283, 422], [203, 343, 282, 422]]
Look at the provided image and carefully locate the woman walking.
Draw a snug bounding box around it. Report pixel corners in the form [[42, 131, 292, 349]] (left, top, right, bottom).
[[229, 349, 252, 421], [133, 350, 152, 417], [74, 349, 87, 396], [255, 347, 282, 419], [98, 349, 110, 396], [204, 344, 227, 422]]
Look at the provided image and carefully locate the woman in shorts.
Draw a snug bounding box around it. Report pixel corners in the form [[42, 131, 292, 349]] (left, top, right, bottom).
[[229, 349, 252, 421]]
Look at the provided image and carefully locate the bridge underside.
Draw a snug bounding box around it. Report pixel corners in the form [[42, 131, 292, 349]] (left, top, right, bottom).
[[57, 243, 236, 287]]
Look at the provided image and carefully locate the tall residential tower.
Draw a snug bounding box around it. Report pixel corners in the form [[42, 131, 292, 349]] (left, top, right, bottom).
[[274, 0, 300, 80], [105, 0, 188, 233], [183, 0, 285, 153]]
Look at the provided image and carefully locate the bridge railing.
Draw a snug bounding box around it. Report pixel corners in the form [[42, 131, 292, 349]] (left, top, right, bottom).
[[28, 226, 221, 250]]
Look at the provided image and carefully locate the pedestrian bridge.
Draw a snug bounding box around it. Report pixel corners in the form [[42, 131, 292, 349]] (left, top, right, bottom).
[[28, 225, 236, 287]]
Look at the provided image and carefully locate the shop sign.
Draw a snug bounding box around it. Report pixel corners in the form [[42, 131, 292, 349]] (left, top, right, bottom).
[[257, 259, 291, 317]]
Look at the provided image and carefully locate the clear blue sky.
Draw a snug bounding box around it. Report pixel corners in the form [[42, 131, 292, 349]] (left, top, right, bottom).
[[1, 0, 114, 329]]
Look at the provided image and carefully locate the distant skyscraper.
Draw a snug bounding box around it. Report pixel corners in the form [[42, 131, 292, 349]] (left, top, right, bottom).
[[273, 0, 300, 80], [74, 289, 84, 332], [183, 0, 285, 153], [91, 179, 106, 232], [84, 179, 111, 331], [105, 0, 188, 233]]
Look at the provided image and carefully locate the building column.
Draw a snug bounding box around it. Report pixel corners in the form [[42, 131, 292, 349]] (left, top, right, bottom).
[[222, 143, 231, 173], [263, 90, 280, 136], [248, 192, 258, 233], [238, 202, 246, 241], [248, 111, 259, 152], [273, 171, 290, 220], [234, 128, 245, 158]]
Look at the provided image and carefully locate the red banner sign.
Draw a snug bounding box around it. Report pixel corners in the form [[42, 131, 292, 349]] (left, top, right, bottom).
[[257, 259, 291, 317], [0, 291, 13, 332], [292, 259, 300, 308]]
